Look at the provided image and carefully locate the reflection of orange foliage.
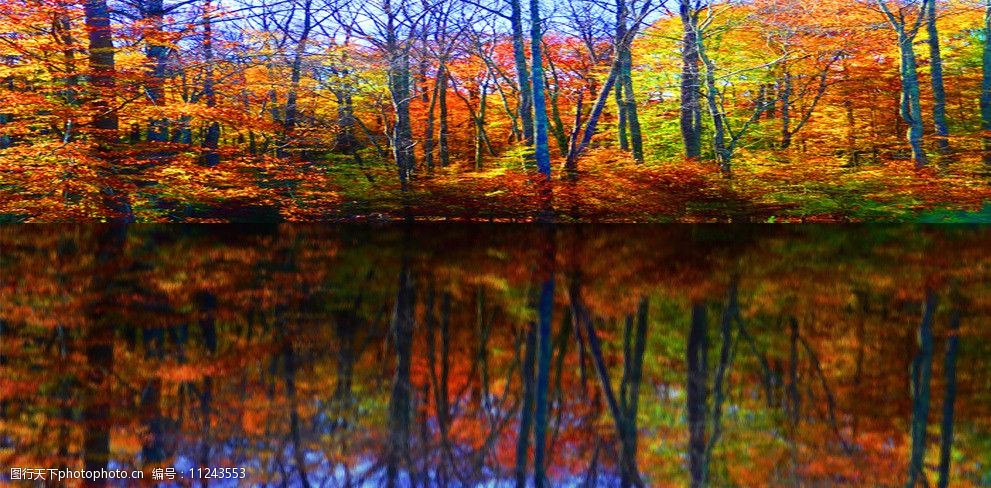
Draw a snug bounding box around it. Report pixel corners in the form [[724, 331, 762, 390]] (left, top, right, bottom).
[[2, 227, 991, 485]]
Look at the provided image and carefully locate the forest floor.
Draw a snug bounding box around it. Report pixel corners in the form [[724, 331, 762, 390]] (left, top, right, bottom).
[[3, 148, 991, 222], [316, 149, 991, 223]]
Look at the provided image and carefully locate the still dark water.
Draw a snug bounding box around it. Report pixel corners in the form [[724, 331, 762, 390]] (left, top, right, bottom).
[[1, 226, 990, 487]]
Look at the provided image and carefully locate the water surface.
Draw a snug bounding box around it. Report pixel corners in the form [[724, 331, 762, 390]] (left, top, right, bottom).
[[1, 226, 990, 486]]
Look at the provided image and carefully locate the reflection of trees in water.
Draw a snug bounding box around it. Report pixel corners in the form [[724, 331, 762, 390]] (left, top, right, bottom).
[[1, 226, 990, 486]]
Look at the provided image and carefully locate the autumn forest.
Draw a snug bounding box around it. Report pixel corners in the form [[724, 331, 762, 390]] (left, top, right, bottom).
[[4, 0, 991, 221], [4, 0, 991, 485]]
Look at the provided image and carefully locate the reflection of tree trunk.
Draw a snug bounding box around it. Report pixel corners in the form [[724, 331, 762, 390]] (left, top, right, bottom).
[[84, 321, 114, 488], [427, 286, 454, 485], [568, 278, 645, 487], [617, 298, 649, 487], [83, 226, 127, 487], [387, 260, 415, 488], [704, 282, 737, 480], [787, 317, 801, 426], [547, 309, 571, 458], [907, 289, 938, 488], [937, 295, 961, 488], [285, 342, 311, 488], [533, 272, 554, 488], [798, 334, 853, 454], [687, 302, 708, 488], [514, 321, 536, 488], [198, 293, 216, 488], [140, 377, 165, 464]]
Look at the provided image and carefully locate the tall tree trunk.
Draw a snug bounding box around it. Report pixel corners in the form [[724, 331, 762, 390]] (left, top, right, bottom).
[[780, 70, 793, 150], [510, 0, 535, 147], [424, 75, 438, 172], [620, 47, 645, 164], [84, 0, 117, 135], [927, 1, 950, 157], [878, 1, 930, 169], [474, 79, 491, 170], [281, 0, 312, 158], [546, 54, 571, 158], [144, 0, 169, 143], [565, 62, 621, 177], [680, 0, 703, 160], [529, 0, 552, 179], [201, 0, 220, 166], [386, 7, 416, 191], [85, 0, 133, 221], [698, 37, 731, 174], [616, 0, 630, 151], [438, 66, 450, 168], [981, 0, 991, 166]]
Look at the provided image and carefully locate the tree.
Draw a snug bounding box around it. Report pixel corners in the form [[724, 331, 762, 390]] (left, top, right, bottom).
[[84, 0, 134, 221], [529, 0, 553, 179], [926, 0, 950, 157], [679, 0, 704, 160], [876, 0, 931, 169], [981, 0, 991, 165]]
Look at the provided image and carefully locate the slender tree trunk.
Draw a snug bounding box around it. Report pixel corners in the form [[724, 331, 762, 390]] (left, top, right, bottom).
[[901, 38, 927, 169], [698, 37, 731, 174], [877, 0, 930, 169], [546, 56, 570, 158], [85, 0, 133, 221], [0, 113, 10, 149], [201, 0, 220, 166], [510, 0, 535, 147], [981, 1, 991, 166], [529, 0, 552, 179], [680, 0, 702, 160], [438, 66, 450, 168], [616, 0, 630, 150], [474, 79, 490, 170], [281, 0, 312, 158], [424, 76, 438, 172], [620, 47, 645, 164], [84, 0, 117, 137], [566, 58, 622, 175], [144, 0, 169, 143], [383, 1, 415, 192], [780, 70, 793, 150], [927, 1, 950, 157]]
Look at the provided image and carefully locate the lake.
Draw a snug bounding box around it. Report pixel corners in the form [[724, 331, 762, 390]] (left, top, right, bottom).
[[1, 225, 989, 486]]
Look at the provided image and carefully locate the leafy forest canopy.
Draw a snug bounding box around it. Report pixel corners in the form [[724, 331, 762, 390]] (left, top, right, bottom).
[[3, 0, 991, 221]]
